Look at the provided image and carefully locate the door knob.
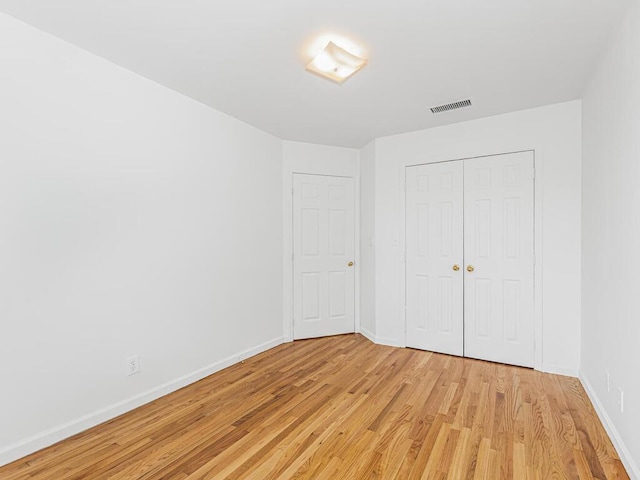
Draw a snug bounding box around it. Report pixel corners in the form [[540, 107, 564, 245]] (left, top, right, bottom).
[[348, 261, 354, 267], [452, 264, 460, 271], [467, 265, 474, 272]]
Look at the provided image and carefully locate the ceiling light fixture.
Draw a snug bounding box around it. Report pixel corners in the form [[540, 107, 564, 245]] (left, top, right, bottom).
[[306, 41, 367, 85]]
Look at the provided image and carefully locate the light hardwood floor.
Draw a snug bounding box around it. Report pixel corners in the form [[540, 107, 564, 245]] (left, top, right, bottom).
[[0, 334, 628, 479]]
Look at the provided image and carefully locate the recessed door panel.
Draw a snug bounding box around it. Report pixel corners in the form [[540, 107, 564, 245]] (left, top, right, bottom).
[[417, 275, 429, 330], [293, 174, 355, 340], [302, 272, 321, 321], [301, 209, 320, 256], [438, 276, 453, 333], [473, 278, 492, 338], [329, 271, 346, 318], [328, 209, 345, 255]]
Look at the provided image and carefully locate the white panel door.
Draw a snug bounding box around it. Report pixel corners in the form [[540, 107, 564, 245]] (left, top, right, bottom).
[[463, 152, 535, 367], [293, 174, 355, 340], [406, 161, 464, 356]]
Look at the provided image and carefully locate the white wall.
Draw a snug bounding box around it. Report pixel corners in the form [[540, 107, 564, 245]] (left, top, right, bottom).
[[0, 13, 283, 465], [371, 101, 582, 375], [281, 141, 360, 341], [581, 1, 640, 476], [359, 141, 376, 339]]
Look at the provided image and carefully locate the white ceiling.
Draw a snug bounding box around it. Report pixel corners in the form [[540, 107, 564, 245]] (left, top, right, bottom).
[[0, 0, 631, 147]]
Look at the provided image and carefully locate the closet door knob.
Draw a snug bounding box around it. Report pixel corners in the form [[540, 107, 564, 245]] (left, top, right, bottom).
[[467, 265, 475, 272], [453, 264, 460, 271]]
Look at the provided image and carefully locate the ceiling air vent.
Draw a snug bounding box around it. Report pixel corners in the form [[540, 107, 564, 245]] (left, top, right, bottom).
[[430, 98, 472, 114]]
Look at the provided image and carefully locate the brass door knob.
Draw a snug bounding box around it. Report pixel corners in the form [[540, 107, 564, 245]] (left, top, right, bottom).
[[348, 261, 354, 267], [453, 264, 460, 271], [467, 265, 474, 272]]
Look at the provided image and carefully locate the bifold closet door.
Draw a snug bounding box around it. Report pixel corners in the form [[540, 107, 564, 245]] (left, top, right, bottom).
[[406, 152, 535, 368], [463, 152, 535, 367], [406, 161, 464, 356]]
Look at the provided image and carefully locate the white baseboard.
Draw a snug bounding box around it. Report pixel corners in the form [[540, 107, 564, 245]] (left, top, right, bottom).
[[374, 336, 405, 348], [358, 327, 404, 348], [358, 326, 376, 343], [361, 332, 578, 378], [0, 336, 284, 468], [579, 371, 640, 479], [541, 363, 578, 377]]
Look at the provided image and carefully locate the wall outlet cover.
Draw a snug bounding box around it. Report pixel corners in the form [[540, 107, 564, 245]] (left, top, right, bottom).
[[127, 355, 140, 376]]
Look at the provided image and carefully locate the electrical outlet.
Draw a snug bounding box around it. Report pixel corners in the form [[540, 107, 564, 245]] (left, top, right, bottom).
[[126, 355, 140, 376], [605, 370, 610, 392]]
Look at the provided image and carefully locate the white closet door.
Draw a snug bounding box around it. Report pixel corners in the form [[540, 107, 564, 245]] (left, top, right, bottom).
[[293, 174, 355, 340], [463, 152, 535, 367], [406, 161, 464, 356]]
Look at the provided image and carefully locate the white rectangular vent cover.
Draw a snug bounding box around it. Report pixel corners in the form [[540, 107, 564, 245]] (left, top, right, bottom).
[[430, 99, 472, 114]]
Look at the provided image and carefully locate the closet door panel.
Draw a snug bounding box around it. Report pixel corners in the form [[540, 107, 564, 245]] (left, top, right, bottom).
[[406, 162, 464, 356], [463, 152, 535, 368]]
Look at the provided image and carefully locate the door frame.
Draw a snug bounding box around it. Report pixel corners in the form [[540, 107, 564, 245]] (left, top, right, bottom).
[[402, 150, 543, 371], [283, 166, 360, 343]]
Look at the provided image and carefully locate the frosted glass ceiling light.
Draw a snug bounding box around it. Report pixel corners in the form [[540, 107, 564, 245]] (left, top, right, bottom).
[[306, 41, 367, 84]]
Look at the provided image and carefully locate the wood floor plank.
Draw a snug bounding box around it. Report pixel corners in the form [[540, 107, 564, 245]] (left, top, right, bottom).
[[473, 437, 492, 480], [0, 334, 628, 479]]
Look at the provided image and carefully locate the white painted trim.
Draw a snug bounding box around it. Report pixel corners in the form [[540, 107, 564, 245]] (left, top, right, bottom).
[[283, 169, 295, 342], [399, 161, 408, 348], [373, 336, 406, 348], [359, 326, 377, 343], [400, 150, 544, 370], [579, 371, 640, 479], [0, 336, 284, 468], [358, 326, 404, 348], [533, 149, 544, 372], [541, 364, 578, 378], [354, 159, 362, 335]]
